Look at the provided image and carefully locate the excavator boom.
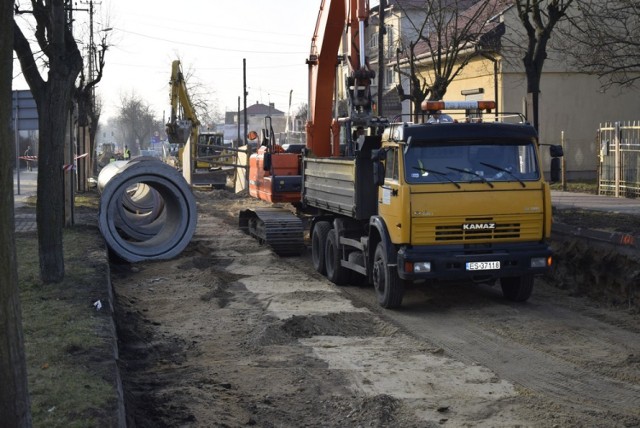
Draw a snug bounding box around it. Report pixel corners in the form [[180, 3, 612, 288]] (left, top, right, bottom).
[[306, 0, 374, 158], [166, 60, 200, 150]]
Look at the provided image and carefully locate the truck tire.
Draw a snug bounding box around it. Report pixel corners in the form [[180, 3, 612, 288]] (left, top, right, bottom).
[[311, 221, 331, 274], [372, 242, 404, 308], [325, 229, 349, 285], [500, 275, 534, 302]]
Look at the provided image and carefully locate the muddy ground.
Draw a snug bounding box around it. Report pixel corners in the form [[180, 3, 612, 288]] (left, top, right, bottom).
[[550, 208, 640, 309], [111, 189, 640, 427]]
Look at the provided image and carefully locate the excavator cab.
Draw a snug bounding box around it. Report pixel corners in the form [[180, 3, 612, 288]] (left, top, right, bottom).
[[259, 117, 276, 171], [247, 116, 302, 204]]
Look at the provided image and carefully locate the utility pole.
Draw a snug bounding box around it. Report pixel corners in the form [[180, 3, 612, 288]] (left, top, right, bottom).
[[78, 0, 98, 193], [237, 96, 241, 148], [86, 0, 94, 86], [65, 0, 81, 225], [377, 0, 386, 116], [243, 58, 248, 146], [62, 0, 95, 223], [242, 58, 249, 186]]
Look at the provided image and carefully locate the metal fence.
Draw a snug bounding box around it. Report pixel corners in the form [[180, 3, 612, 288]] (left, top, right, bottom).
[[598, 121, 640, 198]]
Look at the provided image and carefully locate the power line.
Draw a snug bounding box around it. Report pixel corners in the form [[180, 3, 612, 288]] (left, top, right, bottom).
[[116, 19, 306, 48], [115, 28, 307, 55]]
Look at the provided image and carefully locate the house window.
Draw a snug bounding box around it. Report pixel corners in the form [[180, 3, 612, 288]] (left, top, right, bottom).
[[385, 27, 395, 59], [370, 32, 378, 49], [385, 67, 395, 87]]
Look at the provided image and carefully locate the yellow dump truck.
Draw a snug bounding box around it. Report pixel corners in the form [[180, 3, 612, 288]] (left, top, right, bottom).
[[304, 101, 562, 308]]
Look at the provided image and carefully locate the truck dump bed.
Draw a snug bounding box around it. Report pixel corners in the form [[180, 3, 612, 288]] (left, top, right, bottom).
[[302, 152, 378, 220]]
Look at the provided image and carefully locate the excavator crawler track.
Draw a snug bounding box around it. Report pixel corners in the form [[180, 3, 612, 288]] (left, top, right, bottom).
[[239, 208, 304, 256]]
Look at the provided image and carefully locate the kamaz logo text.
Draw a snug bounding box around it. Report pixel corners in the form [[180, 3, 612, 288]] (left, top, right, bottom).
[[463, 223, 496, 230]]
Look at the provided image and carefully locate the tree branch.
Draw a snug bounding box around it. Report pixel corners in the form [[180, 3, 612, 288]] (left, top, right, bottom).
[[13, 20, 44, 95]]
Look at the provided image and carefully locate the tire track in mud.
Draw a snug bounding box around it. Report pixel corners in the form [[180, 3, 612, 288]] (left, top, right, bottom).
[[334, 281, 640, 423], [395, 307, 640, 416]]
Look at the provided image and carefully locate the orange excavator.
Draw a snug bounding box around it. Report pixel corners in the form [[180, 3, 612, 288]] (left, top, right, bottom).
[[240, 0, 379, 255]]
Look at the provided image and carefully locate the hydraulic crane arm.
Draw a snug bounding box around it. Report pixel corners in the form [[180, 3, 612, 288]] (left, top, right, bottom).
[[306, 0, 375, 158]]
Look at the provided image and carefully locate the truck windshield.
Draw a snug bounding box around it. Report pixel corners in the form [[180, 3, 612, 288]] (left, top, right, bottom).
[[404, 141, 540, 186]]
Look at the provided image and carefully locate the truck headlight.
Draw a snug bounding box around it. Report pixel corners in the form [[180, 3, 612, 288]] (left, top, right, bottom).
[[413, 261, 431, 273]]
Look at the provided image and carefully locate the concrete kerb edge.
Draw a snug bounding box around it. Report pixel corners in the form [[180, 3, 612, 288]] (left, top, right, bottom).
[[103, 244, 128, 427]]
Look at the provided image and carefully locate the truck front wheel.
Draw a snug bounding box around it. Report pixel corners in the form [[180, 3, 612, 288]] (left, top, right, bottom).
[[311, 221, 331, 274], [325, 229, 349, 285], [500, 275, 534, 302], [372, 243, 404, 308]]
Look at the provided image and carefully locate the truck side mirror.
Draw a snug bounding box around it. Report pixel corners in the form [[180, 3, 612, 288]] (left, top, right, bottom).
[[548, 145, 563, 183], [372, 149, 386, 186], [550, 145, 563, 158], [550, 157, 561, 183], [374, 162, 385, 186]]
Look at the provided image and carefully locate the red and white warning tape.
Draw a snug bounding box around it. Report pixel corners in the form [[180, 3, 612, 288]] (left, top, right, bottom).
[[63, 153, 88, 171]]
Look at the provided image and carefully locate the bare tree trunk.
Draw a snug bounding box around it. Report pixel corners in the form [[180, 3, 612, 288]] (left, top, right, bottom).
[[525, 72, 540, 131], [13, 0, 84, 283], [35, 80, 71, 283], [0, 0, 32, 424], [516, 0, 573, 132]]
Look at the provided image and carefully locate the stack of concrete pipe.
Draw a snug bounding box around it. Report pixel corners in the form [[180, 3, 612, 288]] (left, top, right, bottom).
[[97, 158, 197, 262]]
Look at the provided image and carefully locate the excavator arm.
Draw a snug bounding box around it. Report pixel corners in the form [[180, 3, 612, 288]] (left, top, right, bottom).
[[239, 0, 380, 256], [166, 60, 201, 167], [306, 0, 375, 158]]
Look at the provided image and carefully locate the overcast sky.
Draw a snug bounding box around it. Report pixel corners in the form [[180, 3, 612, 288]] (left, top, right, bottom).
[[13, 1, 321, 122]]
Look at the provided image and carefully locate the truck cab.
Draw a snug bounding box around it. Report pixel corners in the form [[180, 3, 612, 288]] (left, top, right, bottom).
[[377, 119, 553, 303], [303, 102, 560, 308]]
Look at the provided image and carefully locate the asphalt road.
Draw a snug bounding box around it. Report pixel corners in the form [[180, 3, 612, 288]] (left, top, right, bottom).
[[13, 168, 37, 208], [551, 189, 640, 214], [13, 168, 37, 232]]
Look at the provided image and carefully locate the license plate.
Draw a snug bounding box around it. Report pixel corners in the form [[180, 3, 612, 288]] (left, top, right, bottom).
[[466, 261, 500, 271]]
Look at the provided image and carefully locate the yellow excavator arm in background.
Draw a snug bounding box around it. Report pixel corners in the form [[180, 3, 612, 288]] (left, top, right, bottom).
[[166, 60, 200, 168]]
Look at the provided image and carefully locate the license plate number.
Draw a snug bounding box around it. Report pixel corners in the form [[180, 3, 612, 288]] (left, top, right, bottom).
[[466, 261, 500, 271]]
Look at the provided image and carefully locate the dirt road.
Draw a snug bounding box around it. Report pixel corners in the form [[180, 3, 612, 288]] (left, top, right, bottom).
[[112, 190, 640, 427]]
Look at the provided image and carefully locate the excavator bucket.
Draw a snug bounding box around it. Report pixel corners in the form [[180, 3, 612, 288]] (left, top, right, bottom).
[[166, 119, 192, 146]]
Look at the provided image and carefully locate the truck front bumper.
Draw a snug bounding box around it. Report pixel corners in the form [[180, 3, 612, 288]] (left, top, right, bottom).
[[396, 242, 552, 281]]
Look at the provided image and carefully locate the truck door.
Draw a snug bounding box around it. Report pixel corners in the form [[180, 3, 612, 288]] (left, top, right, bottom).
[[378, 147, 405, 243]]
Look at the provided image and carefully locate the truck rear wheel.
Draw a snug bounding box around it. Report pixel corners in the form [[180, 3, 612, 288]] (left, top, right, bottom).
[[500, 275, 534, 302], [325, 229, 349, 285], [311, 221, 331, 274], [372, 243, 404, 308]]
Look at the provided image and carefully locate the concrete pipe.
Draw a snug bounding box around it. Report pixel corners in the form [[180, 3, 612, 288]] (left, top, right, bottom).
[[98, 158, 197, 262], [99, 159, 169, 241], [121, 183, 164, 218], [97, 160, 128, 193], [114, 183, 166, 241]]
